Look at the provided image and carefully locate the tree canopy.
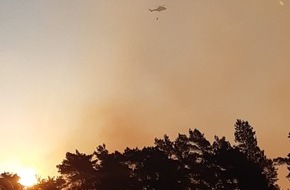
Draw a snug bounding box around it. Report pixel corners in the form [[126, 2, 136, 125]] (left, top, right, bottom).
[[3, 120, 288, 190], [274, 132, 290, 180]]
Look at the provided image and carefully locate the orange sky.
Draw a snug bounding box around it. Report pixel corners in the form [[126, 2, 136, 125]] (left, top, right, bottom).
[[0, 0, 289, 188]]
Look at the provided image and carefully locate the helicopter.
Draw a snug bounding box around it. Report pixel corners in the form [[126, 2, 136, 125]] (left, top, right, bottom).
[[149, 5, 167, 12]]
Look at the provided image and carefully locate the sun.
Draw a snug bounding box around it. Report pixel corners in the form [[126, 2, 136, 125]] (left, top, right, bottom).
[[18, 168, 37, 187]]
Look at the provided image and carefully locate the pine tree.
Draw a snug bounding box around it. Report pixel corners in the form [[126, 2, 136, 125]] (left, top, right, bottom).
[[234, 120, 279, 189]]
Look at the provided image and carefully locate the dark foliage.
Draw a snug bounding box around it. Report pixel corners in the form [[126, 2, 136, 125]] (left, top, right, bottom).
[[0, 172, 23, 190], [56, 150, 98, 190], [54, 120, 281, 190], [28, 176, 65, 190], [234, 120, 279, 189], [94, 144, 134, 190], [8, 120, 285, 190], [274, 132, 290, 180]]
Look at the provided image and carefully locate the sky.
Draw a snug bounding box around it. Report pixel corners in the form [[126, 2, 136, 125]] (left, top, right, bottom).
[[0, 0, 289, 188]]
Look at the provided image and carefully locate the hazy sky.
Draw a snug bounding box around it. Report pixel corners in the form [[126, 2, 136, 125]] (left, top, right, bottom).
[[1, 0, 289, 187]]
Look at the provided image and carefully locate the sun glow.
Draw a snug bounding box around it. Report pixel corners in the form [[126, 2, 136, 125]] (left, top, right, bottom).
[[18, 168, 37, 187]]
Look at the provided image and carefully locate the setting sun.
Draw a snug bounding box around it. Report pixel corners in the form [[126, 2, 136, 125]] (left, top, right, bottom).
[[18, 168, 37, 187]]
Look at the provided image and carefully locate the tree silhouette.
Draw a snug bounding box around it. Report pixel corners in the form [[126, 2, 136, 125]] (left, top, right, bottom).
[[155, 129, 216, 189], [287, 132, 290, 179], [0, 172, 23, 190], [234, 120, 279, 189], [57, 150, 97, 190], [124, 146, 183, 190], [28, 176, 65, 190], [17, 119, 284, 189], [57, 145, 137, 190], [274, 132, 290, 180], [211, 136, 274, 189], [286, 132, 290, 179], [94, 144, 134, 190]]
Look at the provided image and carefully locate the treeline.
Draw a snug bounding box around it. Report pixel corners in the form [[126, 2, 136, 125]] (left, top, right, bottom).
[[1, 120, 289, 190]]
